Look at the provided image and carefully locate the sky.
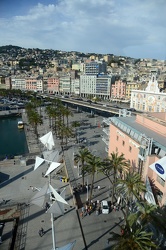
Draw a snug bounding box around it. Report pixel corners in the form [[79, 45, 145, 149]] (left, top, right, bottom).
[[0, 0, 166, 60]]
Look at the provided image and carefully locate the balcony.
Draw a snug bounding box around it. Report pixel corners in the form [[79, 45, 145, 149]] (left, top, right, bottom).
[[102, 136, 109, 145], [103, 128, 109, 135]]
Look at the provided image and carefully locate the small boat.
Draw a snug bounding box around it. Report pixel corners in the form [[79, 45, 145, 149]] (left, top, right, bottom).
[[18, 120, 24, 129]]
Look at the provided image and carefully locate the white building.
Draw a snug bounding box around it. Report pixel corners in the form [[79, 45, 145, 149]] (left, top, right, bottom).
[[131, 73, 166, 112], [80, 75, 111, 99], [11, 77, 26, 90], [71, 79, 80, 95]]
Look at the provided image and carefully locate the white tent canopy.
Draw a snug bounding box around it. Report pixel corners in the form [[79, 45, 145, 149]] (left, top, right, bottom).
[[45, 162, 61, 176], [47, 188, 67, 215], [34, 156, 45, 170], [30, 182, 49, 208], [55, 240, 76, 250], [39, 131, 55, 150], [49, 184, 68, 205], [43, 150, 60, 163]]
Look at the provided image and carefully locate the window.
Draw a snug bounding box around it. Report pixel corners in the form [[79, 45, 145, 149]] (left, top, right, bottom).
[[122, 141, 125, 146], [156, 175, 165, 187], [116, 147, 118, 152], [129, 146, 132, 152], [116, 136, 119, 141]]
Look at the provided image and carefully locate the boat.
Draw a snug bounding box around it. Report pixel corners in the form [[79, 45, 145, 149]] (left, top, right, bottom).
[[18, 120, 24, 129]]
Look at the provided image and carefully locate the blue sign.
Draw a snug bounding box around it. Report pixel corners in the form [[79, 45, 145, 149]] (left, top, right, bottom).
[[155, 163, 164, 175]]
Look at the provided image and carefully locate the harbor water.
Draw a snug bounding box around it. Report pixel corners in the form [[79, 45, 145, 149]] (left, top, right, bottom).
[[0, 116, 28, 160]]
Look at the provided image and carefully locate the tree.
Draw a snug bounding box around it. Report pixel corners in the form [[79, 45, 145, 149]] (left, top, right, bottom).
[[108, 152, 130, 203], [74, 148, 91, 186], [27, 110, 42, 137], [108, 214, 157, 250], [86, 154, 102, 203], [116, 172, 146, 216]]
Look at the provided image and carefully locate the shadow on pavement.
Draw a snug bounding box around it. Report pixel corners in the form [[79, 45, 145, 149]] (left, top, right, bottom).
[[0, 166, 34, 189]]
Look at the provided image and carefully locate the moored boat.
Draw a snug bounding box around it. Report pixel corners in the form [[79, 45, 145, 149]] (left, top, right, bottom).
[[18, 120, 24, 129]]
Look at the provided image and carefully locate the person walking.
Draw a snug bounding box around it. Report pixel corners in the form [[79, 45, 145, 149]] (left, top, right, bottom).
[[38, 227, 44, 237]]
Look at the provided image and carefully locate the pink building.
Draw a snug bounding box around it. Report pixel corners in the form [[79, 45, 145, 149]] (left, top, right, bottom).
[[25, 78, 43, 92], [111, 80, 126, 100], [103, 112, 166, 206], [47, 77, 60, 94]]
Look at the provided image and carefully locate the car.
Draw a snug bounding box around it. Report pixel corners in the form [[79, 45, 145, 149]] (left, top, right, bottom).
[[112, 105, 119, 108], [101, 200, 109, 214], [127, 108, 136, 112]]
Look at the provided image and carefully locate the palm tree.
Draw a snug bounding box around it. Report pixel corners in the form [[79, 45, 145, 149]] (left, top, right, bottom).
[[86, 154, 102, 203], [74, 148, 91, 186], [27, 110, 43, 137], [116, 172, 146, 216], [108, 215, 157, 250], [108, 152, 130, 203]]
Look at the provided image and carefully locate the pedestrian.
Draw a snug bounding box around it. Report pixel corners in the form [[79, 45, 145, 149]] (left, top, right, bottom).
[[45, 202, 50, 211], [38, 227, 44, 237]]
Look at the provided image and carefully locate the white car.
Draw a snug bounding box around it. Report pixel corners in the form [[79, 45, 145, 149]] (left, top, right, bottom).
[[101, 200, 109, 214]]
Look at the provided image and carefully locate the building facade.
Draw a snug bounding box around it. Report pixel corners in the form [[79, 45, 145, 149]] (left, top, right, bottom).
[[80, 75, 111, 99], [131, 73, 166, 112], [47, 77, 60, 94], [111, 80, 126, 100], [102, 112, 166, 206]]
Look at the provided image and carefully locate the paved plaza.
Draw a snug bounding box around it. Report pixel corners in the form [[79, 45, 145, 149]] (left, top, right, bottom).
[[0, 108, 124, 250]]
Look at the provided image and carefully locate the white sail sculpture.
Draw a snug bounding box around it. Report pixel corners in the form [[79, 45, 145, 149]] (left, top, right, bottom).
[[55, 240, 76, 250], [33, 131, 76, 249], [39, 131, 55, 150]]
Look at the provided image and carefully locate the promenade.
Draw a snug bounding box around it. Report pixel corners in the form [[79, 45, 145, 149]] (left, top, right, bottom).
[[0, 108, 124, 250]]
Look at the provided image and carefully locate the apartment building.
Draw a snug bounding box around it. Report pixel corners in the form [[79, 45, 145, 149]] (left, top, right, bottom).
[[71, 79, 80, 95], [80, 75, 111, 99], [102, 112, 166, 206], [47, 77, 60, 94], [111, 80, 126, 100], [126, 81, 142, 99], [59, 76, 71, 95], [11, 77, 26, 90], [25, 77, 43, 92], [84, 61, 107, 75]]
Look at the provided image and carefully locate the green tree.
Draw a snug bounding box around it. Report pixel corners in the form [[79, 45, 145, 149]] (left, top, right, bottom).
[[116, 172, 146, 216], [108, 215, 157, 250], [108, 152, 130, 203], [74, 148, 91, 186], [86, 154, 102, 203]]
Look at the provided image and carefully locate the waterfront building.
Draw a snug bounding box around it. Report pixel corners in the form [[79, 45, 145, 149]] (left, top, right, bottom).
[[102, 112, 166, 206], [111, 79, 126, 100], [126, 81, 142, 100], [71, 79, 80, 95], [47, 77, 60, 94], [25, 77, 43, 93], [11, 77, 26, 90], [59, 76, 71, 95], [80, 74, 111, 99], [130, 73, 166, 112]]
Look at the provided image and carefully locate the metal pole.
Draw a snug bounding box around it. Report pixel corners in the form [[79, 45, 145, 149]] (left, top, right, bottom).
[[51, 213, 56, 250], [49, 174, 56, 250], [87, 179, 88, 201]]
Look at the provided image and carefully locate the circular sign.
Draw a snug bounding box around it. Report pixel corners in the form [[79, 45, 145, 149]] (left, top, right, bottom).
[[155, 163, 164, 175]]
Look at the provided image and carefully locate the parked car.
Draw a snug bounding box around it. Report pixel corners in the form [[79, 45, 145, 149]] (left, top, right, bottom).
[[127, 108, 136, 112], [101, 200, 109, 214]]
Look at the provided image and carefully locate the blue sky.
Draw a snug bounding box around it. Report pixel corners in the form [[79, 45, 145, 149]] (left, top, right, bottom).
[[0, 0, 166, 60]]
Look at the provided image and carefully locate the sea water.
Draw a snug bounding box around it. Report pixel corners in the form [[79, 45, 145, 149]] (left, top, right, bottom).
[[0, 116, 28, 160]]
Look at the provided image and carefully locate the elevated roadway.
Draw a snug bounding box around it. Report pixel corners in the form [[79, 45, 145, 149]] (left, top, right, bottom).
[[59, 98, 120, 115]]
